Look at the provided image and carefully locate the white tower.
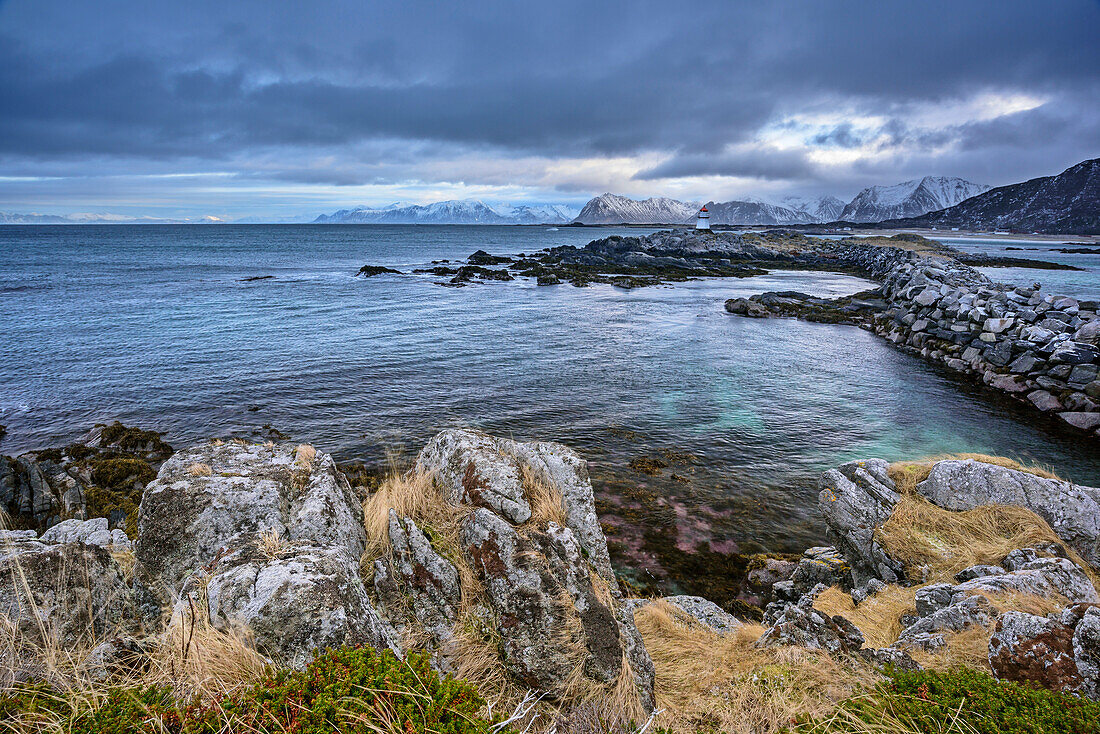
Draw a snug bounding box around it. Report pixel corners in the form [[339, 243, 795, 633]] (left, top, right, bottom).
[[696, 205, 711, 230]]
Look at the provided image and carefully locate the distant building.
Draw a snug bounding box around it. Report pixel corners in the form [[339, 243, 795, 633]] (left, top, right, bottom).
[[696, 206, 710, 230]]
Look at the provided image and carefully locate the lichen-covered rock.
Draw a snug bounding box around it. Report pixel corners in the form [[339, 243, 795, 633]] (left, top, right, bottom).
[[416, 428, 614, 582], [461, 509, 630, 690], [40, 518, 129, 549], [0, 533, 137, 644], [0, 457, 83, 530], [372, 511, 461, 648], [817, 459, 904, 586], [951, 556, 1098, 603], [859, 646, 921, 671], [786, 546, 850, 599], [757, 597, 864, 654], [917, 460, 1100, 566], [851, 578, 887, 605], [134, 441, 366, 598], [188, 537, 399, 669], [625, 595, 743, 635], [896, 595, 995, 652], [989, 605, 1100, 699]]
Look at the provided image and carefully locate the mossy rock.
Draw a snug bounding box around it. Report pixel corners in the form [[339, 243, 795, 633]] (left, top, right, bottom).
[[90, 458, 155, 490]]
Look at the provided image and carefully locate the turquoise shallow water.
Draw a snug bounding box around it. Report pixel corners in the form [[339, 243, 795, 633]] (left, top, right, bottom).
[[2, 224, 1098, 557]]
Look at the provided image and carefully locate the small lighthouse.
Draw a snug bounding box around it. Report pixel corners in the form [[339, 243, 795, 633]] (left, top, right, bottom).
[[695, 205, 711, 231]]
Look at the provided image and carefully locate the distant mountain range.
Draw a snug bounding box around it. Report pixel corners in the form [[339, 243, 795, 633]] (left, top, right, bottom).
[[881, 159, 1099, 235], [6, 160, 1095, 232], [0, 212, 227, 224], [314, 200, 577, 224], [572, 177, 988, 226], [837, 177, 990, 222]]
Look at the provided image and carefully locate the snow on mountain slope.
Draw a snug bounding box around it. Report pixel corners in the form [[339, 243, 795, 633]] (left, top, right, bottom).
[[314, 200, 577, 224], [883, 158, 1100, 235], [780, 195, 845, 222], [574, 193, 700, 224], [839, 177, 989, 222]]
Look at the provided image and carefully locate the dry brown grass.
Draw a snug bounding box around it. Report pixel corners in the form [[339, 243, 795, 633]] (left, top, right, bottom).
[[361, 470, 468, 567], [905, 625, 992, 672], [294, 443, 316, 471], [145, 596, 268, 701], [634, 600, 880, 734], [813, 585, 921, 650], [875, 494, 1066, 582], [186, 462, 212, 477], [887, 453, 1062, 495], [523, 467, 568, 528], [109, 548, 136, 583], [875, 493, 1100, 595], [256, 528, 290, 560]]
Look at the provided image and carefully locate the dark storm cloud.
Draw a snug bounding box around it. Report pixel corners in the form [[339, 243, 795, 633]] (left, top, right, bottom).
[[0, 0, 1097, 206]]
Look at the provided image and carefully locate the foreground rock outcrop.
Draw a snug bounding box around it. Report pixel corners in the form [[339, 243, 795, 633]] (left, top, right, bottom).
[[412, 428, 655, 710], [133, 441, 396, 666]]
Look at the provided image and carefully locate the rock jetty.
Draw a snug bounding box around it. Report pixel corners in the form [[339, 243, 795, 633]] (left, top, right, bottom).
[[718, 233, 1099, 439]]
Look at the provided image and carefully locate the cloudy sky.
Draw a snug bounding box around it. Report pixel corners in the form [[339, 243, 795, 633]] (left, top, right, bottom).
[[1, 0, 1098, 219]]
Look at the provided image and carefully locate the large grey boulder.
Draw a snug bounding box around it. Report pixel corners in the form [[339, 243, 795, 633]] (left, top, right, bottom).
[[917, 460, 1100, 566], [817, 459, 904, 587], [188, 538, 399, 669], [0, 531, 137, 645], [134, 441, 367, 598], [951, 557, 1098, 603], [133, 441, 399, 668], [989, 604, 1100, 699], [416, 428, 614, 582]]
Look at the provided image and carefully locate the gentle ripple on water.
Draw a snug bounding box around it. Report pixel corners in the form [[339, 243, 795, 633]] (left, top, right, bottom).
[[2, 224, 1099, 560]]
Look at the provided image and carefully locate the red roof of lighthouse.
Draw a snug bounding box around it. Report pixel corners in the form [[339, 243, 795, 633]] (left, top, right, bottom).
[[700, 206, 708, 212]]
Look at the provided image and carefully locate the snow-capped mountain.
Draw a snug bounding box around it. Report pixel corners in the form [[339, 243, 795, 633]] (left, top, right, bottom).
[[314, 200, 577, 224], [780, 195, 846, 223], [0, 212, 225, 224], [702, 200, 809, 226], [838, 177, 989, 223], [574, 193, 699, 224], [574, 193, 846, 225], [883, 158, 1099, 235], [0, 212, 71, 224]]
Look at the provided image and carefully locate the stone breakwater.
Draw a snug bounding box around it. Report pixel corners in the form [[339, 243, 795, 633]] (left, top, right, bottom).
[[724, 237, 1100, 439]]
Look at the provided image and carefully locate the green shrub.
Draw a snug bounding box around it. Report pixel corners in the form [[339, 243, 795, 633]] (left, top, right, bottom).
[[790, 667, 1100, 734], [0, 647, 500, 734], [0, 683, 177, 734]]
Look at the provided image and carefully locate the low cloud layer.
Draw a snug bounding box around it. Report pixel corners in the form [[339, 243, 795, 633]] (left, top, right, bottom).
[[0, 0, 1097, 217]]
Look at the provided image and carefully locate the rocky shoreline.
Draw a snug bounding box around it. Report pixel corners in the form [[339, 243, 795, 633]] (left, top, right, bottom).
[[717, 233, 1099, 440], [3, 426, 1100, 729]]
